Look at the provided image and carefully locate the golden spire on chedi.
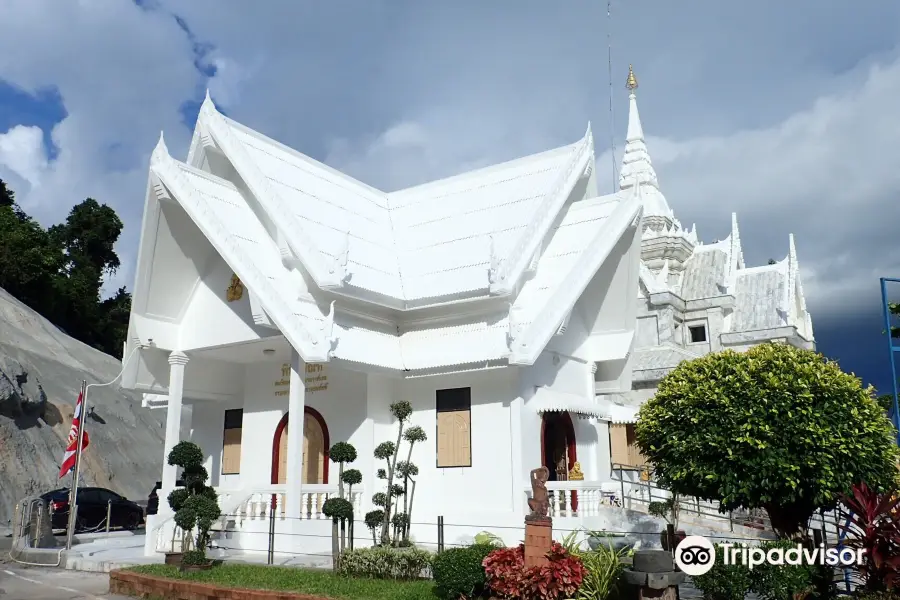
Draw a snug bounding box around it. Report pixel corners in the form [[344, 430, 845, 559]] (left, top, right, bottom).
[[626, 64, 638, 91]]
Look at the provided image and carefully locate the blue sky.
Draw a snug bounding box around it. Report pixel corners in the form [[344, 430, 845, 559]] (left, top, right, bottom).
[[0, 0, 897, 391]]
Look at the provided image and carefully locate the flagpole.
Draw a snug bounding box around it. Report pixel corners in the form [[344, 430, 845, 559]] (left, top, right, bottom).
[[65, 379, 88, 550]]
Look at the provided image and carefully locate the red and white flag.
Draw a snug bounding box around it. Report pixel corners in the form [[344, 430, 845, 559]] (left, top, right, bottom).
[[59, 391, 90, 478]]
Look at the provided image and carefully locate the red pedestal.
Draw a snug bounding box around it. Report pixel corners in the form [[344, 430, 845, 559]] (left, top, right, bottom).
[[524, 517, 552, 569]]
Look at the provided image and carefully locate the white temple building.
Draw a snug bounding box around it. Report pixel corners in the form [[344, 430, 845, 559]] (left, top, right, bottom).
[[605, 70, 815, 476], [122, 67, 813, 557]]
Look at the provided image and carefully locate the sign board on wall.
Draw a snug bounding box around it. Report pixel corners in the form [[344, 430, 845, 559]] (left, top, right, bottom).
[[304, 363, 328, 393], [273, 363, 329, 397]]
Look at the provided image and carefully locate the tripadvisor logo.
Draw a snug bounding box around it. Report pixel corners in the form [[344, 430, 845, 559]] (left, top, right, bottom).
[[674, 535, 865, 576]]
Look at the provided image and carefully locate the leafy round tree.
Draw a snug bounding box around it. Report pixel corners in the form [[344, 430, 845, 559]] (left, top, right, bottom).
[[635, 343, 900, 538]]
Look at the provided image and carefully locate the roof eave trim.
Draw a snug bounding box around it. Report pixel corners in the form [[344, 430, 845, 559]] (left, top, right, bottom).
[[489, 124, 595, 297], [150, 151, 334, 363], [199, 105, 347, 291], [508, 197, 643, 365]]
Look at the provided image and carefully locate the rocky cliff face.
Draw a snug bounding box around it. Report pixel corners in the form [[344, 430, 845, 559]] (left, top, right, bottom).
[[0, 287, 164, 526]]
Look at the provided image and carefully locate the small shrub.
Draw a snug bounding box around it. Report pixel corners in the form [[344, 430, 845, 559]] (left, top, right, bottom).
[[337, 546, 432, 580], [749, 540, 817, 600], [483, 543, 584, 600], [431, 543, 496, 599], [691, 544, 752, 600], [473, 531, 504, 547], [575, 543, 628, 600], [858, 592, 900, 600], [181, 549, 207, 566]]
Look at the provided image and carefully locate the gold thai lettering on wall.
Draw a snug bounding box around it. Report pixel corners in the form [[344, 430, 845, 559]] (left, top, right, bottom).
[[273, 363, 329, 396], [274, 363, 290, 397], [304, 363, 328, 393]]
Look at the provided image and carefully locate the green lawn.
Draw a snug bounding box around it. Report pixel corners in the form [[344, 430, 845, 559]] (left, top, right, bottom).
[[127, 564, 437, 600]]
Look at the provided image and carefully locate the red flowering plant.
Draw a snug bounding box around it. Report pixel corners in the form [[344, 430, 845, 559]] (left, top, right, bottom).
[[839, 482, 900, 591], [483, 542, 585, 600]]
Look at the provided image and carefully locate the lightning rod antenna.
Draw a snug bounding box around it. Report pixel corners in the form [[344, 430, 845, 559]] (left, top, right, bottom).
[[606, 0, 617, 193]]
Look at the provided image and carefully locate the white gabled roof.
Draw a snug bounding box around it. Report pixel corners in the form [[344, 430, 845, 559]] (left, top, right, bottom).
[[145, 134, 638, 369], [194, 94, 594, 308], [139, 94, 642, 370], [150, 138, 336, 362]]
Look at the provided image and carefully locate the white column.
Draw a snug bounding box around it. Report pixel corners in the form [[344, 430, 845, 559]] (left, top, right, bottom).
[[593, 420, 612, 482], [162, 351, 189, 495], [285, 350, 307, 520], [509, 394, 525, 515]]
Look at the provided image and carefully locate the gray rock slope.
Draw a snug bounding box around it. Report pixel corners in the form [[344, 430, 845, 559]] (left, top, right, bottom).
[[0, 287, 164, 526]]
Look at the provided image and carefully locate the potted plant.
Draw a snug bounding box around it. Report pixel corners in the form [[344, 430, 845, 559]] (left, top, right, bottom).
[[586, 529, 632, 553], [166, 441, 221, 571], [648, 496, 685, 550]]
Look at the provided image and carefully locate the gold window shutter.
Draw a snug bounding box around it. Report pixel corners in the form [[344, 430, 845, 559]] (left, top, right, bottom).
[[222, 428, 242, 474], [437, 410, 471, 467]]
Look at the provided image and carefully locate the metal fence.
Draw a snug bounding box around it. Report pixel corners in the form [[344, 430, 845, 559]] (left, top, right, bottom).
[[187, 510, 860, 595], [7, 497, 64, 566]]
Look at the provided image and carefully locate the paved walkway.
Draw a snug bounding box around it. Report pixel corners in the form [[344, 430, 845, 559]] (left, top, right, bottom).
[[0, 565, 129, 599]]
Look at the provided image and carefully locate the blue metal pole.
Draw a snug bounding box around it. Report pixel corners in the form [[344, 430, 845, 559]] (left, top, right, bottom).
[[879, 278, 900, 445]]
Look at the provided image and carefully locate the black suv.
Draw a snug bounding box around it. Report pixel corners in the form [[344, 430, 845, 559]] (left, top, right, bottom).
[[42, 487, 144, 532]]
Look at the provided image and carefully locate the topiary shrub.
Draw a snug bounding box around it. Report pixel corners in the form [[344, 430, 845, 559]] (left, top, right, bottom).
[[483, 542, 584, 600], [166, 440, 221, 560], [181, 549, 207, 566], [326, 440, 358, 561], [431, 543, 497, 599], [690, 544, 752, 600], [369, 401, 427, 546], [337, 546, 432, 580]]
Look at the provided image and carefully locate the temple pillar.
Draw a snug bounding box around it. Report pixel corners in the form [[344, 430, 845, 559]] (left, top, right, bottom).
[[161, 351, 189, 497], [285, 350, 307, 520]]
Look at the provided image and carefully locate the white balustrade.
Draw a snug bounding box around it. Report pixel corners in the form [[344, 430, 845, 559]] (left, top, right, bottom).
[[233, 485, 364, 522], [523, 481, 622, 519]]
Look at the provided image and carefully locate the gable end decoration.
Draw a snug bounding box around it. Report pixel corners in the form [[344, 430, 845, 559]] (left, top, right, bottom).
[[226, 274, 244, 302]]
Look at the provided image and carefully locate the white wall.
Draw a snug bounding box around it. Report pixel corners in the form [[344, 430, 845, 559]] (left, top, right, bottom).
[[191, 400, 243, 489], [179, 255, 278, 352], [518, 350, 605, 491], [383, 369, 517, 531], [236, 361, 368, 490], [635, 315, 659, 348]]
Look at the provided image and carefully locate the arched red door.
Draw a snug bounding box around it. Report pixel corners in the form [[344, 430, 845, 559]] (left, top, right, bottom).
[[270, 407, 330, 485], [540, 411, 578, 511]]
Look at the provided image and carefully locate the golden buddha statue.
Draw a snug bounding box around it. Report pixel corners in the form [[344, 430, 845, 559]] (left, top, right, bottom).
[[568, 462, 584, 481]]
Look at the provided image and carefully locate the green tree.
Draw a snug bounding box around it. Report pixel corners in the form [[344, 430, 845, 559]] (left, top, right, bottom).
[[0, 179, 131, 358], [0, 180, 14, 207], [635, 342, 900, 539], [0, 203, 64, 309]]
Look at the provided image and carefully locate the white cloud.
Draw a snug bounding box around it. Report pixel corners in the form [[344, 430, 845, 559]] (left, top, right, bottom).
[[0, 0, 203, 292], [0, 125, 47, 188], [326, 53, 900, 319], [0, 0, 897, 322]]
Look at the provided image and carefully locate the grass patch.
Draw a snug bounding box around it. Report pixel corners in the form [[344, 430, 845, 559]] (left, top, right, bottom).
[[127, 563, 436, 600]]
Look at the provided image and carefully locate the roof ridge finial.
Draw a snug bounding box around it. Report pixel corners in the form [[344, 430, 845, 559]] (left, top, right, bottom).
[[200, 88, 216, 115], [626, 64, 638, 92], [151, 131, 169, 165]]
